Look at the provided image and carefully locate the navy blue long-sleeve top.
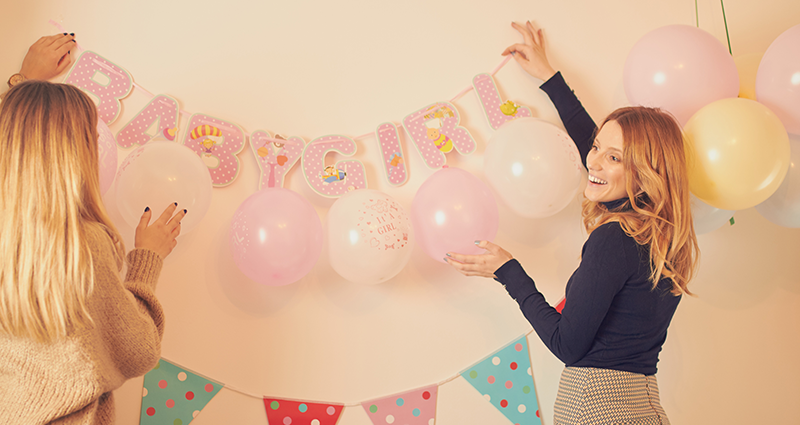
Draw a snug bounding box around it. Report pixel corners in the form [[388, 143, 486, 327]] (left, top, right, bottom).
[[494, 72, 681, 376]]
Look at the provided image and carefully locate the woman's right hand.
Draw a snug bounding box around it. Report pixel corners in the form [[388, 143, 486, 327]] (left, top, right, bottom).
[[501, 21, 557, 82], [134, 203, 187, 259]]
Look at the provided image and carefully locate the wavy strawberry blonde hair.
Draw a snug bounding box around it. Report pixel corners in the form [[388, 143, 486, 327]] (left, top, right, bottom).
[[0, 81, 125, 342], [581, 106, 699, 295]]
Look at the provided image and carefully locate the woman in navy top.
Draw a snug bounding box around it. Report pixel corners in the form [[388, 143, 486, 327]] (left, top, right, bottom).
[[447, 21, 699, 424]]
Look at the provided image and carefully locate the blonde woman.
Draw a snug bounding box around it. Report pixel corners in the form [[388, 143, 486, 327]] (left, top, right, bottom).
[[0, 81, 186, 423], [446, 22, 699, 424]]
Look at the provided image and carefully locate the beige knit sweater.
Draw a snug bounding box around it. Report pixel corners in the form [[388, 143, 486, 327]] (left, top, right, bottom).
[[0, 225, 165, 424]]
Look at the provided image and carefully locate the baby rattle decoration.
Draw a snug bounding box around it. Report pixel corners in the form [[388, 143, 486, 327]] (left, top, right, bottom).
[[472, 73, 532, 130], [403, 102, 476, 169], [249, 131, 304, 189], [63, 51, 132, 125], [116, 94, 179, 148], [181, 114, 246, 187], [301, 134, 367, 198], [375, 122, 408, 186]]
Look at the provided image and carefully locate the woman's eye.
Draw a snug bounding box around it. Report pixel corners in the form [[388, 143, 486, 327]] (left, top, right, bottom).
[[611, 155, 620, 162]]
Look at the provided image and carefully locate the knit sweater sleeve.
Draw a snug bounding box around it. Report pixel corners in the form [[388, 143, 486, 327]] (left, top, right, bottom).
[[495, 223, 636, 364], [124, 248, 165, 339], [539, 71, 597, 169]]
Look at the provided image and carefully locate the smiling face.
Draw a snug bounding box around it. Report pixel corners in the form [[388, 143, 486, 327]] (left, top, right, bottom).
[[585, 120, 628, 203]]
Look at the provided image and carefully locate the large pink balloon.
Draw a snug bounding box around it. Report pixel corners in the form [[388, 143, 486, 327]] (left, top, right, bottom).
[[96, 118, 118, 195], [411, 167, 499, 262], [115, 142, 213, 234], [623, 25, 739, 125], [756, 24, 800, 135], [229, 188, 322, 286], [327, 189, 413, 284]]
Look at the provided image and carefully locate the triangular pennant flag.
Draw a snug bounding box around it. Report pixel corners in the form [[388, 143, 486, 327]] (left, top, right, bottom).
[[140, 359, 223, 425], [555, 297, 566, 313], [362, 385, 438, 425], [461, 336, 541, 425], [263, 397, 344, 425]]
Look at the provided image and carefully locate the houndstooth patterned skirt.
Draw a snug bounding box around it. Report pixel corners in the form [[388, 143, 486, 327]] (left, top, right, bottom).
[[553, 367, 670, 425]]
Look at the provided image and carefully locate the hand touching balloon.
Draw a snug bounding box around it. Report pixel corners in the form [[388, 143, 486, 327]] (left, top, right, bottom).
[[135, 203, 186, 259], [501, 21, 557, 82], [445, 241, 514, 279]]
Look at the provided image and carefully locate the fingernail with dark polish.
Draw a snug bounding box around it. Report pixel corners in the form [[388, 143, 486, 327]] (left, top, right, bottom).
[[63, 32, 68, 35], [174, 202, 178, 206], [445, 253, 452, 257], [443, 258, 449, 263], [69, 33, 74, 36], [474, 240, 480, 245], [145, 206, 150, 212], [183, 209, 187, 213]]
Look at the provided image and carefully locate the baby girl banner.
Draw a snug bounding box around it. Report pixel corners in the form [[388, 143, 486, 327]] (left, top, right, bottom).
[[62, 50, 525, 195]]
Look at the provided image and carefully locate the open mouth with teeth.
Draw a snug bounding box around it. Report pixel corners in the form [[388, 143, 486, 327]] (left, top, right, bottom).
[[588, 174, 608, 185]]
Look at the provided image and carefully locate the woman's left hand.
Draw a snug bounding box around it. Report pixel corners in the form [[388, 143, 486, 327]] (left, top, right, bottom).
[[445, 241, 514, 278]]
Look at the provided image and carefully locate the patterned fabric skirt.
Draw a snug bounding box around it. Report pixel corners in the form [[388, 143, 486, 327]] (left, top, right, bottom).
[[553, 367, 670, 425]]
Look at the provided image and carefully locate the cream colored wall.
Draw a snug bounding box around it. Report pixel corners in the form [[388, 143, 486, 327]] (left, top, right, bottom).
[[2, 1, 799, 424]]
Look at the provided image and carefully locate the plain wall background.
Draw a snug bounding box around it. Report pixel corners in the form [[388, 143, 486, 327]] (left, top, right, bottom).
[[2, 1, 799, 424]]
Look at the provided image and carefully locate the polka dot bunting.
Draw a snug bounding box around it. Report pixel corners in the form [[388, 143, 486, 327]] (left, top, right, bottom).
[[374, 122, 408, 186], [140, 359, 223, 425], [402, 102, 476, 170], [361, 385, 437, 425], [472, 73, 532, 130], [461, 336, 541, 425], [249, 130, 305, 190], [262, 397, 343, 425], [117, 94, 179, 148]]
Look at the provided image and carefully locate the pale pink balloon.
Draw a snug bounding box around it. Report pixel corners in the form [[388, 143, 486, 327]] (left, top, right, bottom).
[[327, 189, 413, 284], [96, 118, 118, 195], [623, 25, 739, 125], [756, 24, 800, 135], [411, 167, 499, 262], [229, 188, 322, 286]]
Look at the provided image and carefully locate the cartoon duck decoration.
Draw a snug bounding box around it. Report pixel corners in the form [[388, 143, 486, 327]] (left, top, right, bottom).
[[426, 127, 453, 153], [190, 124, 222, 156], [500, 100, 520, 116], [322, 165, 347, 183]]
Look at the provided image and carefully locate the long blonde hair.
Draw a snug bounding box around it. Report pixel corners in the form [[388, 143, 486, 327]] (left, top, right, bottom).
[[0, 81, 124, 342], [581, 107, 699, 295]]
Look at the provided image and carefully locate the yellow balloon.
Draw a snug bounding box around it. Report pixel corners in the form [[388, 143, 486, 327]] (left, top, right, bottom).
[[733, 52, 763, 100], [684, 98, 790, 210]]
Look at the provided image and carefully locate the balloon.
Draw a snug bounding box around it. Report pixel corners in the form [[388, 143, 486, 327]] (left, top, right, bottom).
[[684, 98, 790, 210], [115, 141, 213, 234], [96, 118, 118, 195], [229, 188, 322, 286], [484, 118, 583, 218], [327, 189, 413, 284], [411, 167, 499, 262], [733, 53, 763, 101], [756, 24, 800, 135], [756, 138, 800, 227], [691, 194, 734, 235], [623, 25, 739, 125]]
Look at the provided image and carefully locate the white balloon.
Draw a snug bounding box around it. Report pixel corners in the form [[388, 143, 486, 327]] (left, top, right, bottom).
[[327, 189, 413, 284], [115, 142, 213, 234], [691, 194, 735, 234], [484, 118, 584, 218], [756, 139, 800, 227]]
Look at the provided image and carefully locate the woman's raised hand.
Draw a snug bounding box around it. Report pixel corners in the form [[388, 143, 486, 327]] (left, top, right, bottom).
[[502, 21, 557, 82], [20, 34, 76, 81], [134, 203, 187, 259], [445, 241, 514, 279]]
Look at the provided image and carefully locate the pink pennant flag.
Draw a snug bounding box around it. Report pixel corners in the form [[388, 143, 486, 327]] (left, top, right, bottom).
[[362, 385, 438, 425], [263, 398, 343, 425]]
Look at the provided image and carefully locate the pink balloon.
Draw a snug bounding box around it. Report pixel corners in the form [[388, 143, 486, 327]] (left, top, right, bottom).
[[623, 25, 739, 125], [96, 118, 118, 195], [756, 24, 800, 135], [411, 167, 499, 262], [229, 188, 322, 286]]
